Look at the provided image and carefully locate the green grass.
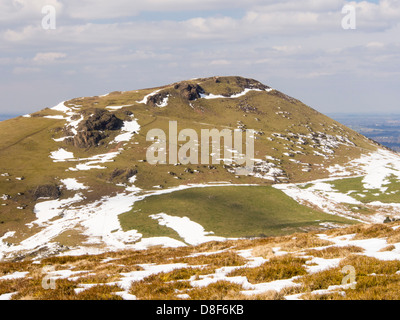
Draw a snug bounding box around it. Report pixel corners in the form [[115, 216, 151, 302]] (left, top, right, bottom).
[[119, 185, 356, 240], [327, 175, 400, 204]]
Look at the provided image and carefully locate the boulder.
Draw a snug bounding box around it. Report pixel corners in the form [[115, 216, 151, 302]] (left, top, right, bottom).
[[77, 109, 123, 132], [33, 184, 61, 200], [66, 109, 123, 148], [174, 83, 204, 101], [68, 130, 105, 148], [147, 92, 169, 106]]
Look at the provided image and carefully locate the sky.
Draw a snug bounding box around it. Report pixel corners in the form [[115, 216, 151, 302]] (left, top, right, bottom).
[[0, 0, 399, 116]]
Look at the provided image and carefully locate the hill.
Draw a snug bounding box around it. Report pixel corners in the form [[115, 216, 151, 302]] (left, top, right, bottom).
[[0, 75, 398, 263]]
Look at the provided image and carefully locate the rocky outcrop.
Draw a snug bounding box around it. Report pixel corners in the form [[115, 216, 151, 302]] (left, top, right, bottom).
[[77, 109, 123, 132], [33, 184, 61, 200], [147, 92, 169, 107], [66, 109, 123, 148], [109, 168, 138, 182], [234, 77, 271, 91], [70, 130, 105, 148], [174, 83, 205, 101]]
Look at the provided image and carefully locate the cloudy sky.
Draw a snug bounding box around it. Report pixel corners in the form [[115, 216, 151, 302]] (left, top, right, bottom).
[[1, 0, 399, 115]]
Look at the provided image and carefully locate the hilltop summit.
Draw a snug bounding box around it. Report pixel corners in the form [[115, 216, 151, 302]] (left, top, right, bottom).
[[0, 76, 398, 261]]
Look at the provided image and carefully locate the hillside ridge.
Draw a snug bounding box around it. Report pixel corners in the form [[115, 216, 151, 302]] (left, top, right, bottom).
[[0, 75, 398, 262]]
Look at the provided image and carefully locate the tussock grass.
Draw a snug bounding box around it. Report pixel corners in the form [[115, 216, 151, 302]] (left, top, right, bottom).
[[0, 261, 34, 276], [74, 284, 123, 300], [239, 290, 285, 300], [42, 254, 103, 266], [76, 272, 121, 284], [129, 275, 192, 300], [228, 255, 309, 284], [352, 224, 395, 240], [326, 222, 400, 241], [110, 246, 194, 265], [340, 255, 400, 276], [304, 274, 400, 300], [330, 275, 400, 300], [304, 245, 364, 259], [278, 233, 334, 252], [10, 277, 78, 300], [157, 267, 215, 282], [3, 217, 400, 300], [174, 251, 247, 268], [293, 267, 343, 292], [380, 245, 396, 252], [188, 281, 243, 300], [251, 245, 275, 259], [194, 240, 238, 252]]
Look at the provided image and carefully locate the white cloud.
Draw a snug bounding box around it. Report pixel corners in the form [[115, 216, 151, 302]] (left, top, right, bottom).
[[0, 0, 62, 25], [62, 0, 265, 20], [210, 59, 231, 65], [0, 0, 399, 115], [33, 52, 67, 64]]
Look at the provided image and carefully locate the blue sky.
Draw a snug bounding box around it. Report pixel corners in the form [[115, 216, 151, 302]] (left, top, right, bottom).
[[0, 0, 399, 116]]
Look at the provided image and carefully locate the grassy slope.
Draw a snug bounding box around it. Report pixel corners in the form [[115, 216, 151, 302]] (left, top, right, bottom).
[[119, 186, 356, 240], [0, 76, 379, 247], [328, 176, 400, 204]]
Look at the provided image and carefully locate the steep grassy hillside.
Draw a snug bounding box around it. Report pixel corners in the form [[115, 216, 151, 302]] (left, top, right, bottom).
[[0, 76, 391, 261]]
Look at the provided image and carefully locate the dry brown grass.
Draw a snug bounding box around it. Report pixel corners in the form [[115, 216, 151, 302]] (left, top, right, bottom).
[[188, 281, 243, 300], [228, 255, 309, 284], [129, 275, 192, 300], [0, 261, 34, 276], [42, 254, 104, 266], [340, 254, 400, 276], [306, 275, 400, 300], [387, 229, 400, 244], [174, 251, 247, 268], [157, 267, 215, 282], [277, 233, 333, 252], [326, 222, 400, 242], [74, 284, 123, 300], [193, 240, 239, 253], [110, 246, 195, 266], [10, 277, 78, 300], [3, 219, 400, 300], [251, 245, 275, 259], [293, 267, 343, 292], [239, 290, 285, 300], [77, 272, 121, 284], [352, 224, 395, 240], [304, 245, 364, 259], [380, 245, 396, 252]]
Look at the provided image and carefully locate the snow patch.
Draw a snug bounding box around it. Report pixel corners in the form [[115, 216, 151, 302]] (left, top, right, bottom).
[[200, 88, 263, 100], [50, 148, 75, 162], [113, 117, 140, 143], [150, 213, 226, 245], [136, 89, 161, 104], [106, 105, 133, 110], [61, 178, 89, 191]]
